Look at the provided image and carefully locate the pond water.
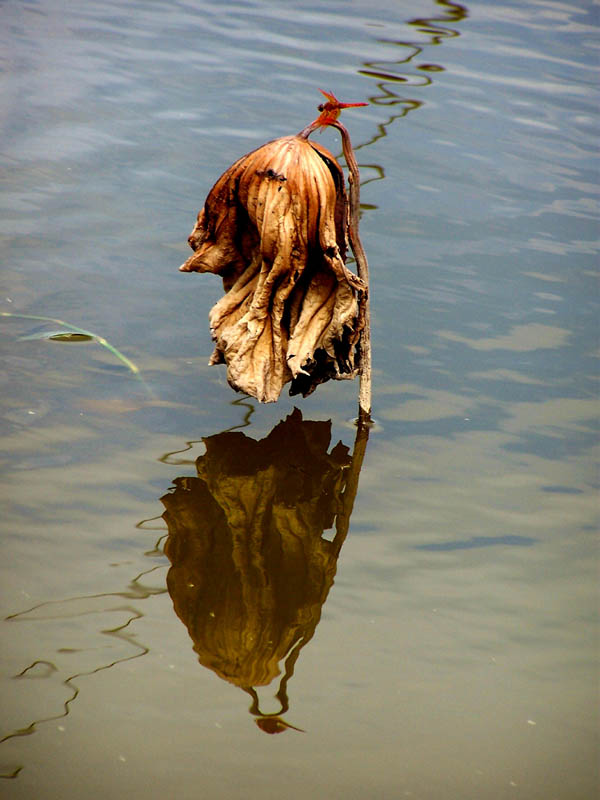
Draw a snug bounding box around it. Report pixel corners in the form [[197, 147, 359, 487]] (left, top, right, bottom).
[[1, 0, 598, 798]]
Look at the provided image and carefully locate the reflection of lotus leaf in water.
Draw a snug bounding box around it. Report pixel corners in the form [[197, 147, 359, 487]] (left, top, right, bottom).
[[161, 408, 368, 705]]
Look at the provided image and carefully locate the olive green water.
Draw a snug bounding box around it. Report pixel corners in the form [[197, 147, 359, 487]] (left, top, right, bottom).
[[1, 1, 598, 798]]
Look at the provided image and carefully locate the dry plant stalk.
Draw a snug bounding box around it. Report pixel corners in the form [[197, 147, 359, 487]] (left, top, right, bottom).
[[180, 94, 371, 416]]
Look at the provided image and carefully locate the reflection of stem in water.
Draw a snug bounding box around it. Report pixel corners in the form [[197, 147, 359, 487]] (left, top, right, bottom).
[[0, 607, 148, 778], [158, 395, 255, 465], [332, 420, 370, 556], [0, 563, 167, 778], [362, 0, 467, 112], [135, 520, 169, 557], [350, 1, 468, 182]]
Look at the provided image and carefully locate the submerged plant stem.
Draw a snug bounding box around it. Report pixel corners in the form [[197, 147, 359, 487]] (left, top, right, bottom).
[[1, 311, 153, 396]]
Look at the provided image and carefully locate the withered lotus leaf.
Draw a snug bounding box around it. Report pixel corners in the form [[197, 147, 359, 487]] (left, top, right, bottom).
[[180, 135, 367, 402]]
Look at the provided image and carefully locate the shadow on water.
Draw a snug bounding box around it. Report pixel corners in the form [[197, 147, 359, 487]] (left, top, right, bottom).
[[160, 407, 369, 734]]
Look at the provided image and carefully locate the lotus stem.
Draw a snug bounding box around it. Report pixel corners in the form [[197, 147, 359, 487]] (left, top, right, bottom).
[[299, 120, 372, 423]]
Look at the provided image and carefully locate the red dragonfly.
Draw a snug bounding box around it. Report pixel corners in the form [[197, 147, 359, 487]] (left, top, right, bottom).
[[311, 89, 368, 130]]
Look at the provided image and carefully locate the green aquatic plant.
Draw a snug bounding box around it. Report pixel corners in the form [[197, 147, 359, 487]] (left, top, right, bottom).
[[1, 311, 151, 395]]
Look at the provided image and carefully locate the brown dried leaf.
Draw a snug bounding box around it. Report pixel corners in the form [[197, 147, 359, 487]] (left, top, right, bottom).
[[180, 135, 366, 402]]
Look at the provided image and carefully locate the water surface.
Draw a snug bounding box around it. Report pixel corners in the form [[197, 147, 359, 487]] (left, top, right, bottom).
[[1, 1, 598, 798]]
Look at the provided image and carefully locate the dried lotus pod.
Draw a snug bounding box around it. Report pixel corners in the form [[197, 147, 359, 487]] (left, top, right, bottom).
[[180, 134, 367, 403]]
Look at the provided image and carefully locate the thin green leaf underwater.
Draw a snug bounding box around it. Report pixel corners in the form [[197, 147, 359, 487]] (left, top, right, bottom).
[[1, 311, 153, 397]]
